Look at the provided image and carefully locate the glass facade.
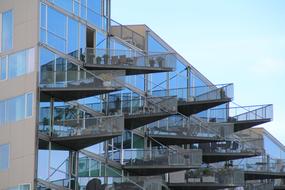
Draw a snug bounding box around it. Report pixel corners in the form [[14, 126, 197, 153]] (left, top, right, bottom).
[[0, 93, 33, 126], [1, 10, 13, 51], [47, 0, 107, 31], [264, 134, 285, 159], [0, 144, 9, 171], [0, 48, 35, 81]]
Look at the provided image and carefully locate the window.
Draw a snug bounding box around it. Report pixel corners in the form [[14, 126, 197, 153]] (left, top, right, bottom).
[[0, 57, 7, 80], [0, 48, 34, 81], [7, 184, 31, 190], [0, 144, 9, 171], [0, 93, 33, 126], [26, 93, 33, 117], [1, 10, 13, 51]]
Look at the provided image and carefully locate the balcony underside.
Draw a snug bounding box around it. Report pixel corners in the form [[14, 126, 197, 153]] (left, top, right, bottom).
[[123, 165, 200, 176], [125, 113, 175, 130], [38, 133, 122, 151], [275, 185, 285, 190], [245, 171, 285, 180], [167, 183, 240, 190], [84, 64, 173, 75], [50, 133, 122, 151], [149, 135, 224, 146], [40, 88, 119, 102], [178, 98, 231, 116], [234, 119, 272, 132], [202, 152, 260, 163]]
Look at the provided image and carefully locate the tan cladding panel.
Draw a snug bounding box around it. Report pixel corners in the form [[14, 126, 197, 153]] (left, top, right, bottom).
[[0, 0, 39, 189], [0, 119, 36, 189], [0, 0, 39, 55]]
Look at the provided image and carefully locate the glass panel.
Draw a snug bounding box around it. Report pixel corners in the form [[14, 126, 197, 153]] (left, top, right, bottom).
[[2, 10, 13, 51], [87, 0, 102, 14], [47, 7, 67, 52], [53, 0, 73, 13], [8, 50, 27, 79], [0, 144, 9, 171], [68, 18, 79, 58], [40, 3, 46, 29], [26, 93, 33, 117], [55, 57, 66, 83], [40, 47, 55, 84], [1, 57, 7, 80], [0, 101, 5, 126]]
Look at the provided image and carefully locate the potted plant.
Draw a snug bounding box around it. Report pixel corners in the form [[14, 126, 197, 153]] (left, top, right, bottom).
[[103, 54, 109, 64], [96, 56, 102, 64], [149, 58, 155, 67], [185, 169, 201, 183], [202, 168, 215, 183], [156, 56, 165, 67]]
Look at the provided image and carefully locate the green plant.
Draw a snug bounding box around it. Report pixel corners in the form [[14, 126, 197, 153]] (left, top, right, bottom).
[[96, 56, 102, 64], [103, 54, 109, 64], [203, 168, 214, 176]]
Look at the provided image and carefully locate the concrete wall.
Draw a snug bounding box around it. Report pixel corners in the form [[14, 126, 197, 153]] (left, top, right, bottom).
[[0, 0, 39, 189]]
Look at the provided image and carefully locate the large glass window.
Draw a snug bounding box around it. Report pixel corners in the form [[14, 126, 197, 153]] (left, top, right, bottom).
[[47, 7, 67, 52], [0, 144, 9, 171], [0, 48, 35, 80], [0, 93, 33, 126], [1, 10, 13, 51], [68, 18, 79, 58]]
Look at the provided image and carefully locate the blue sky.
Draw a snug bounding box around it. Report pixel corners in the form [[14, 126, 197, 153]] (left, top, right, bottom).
[[111, 0, 285, 144]]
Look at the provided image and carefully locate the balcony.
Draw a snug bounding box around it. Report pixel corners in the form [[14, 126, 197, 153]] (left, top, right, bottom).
[[40, 71, 122, 101], [47, 116, 124, 150], [151, 83, 233, 116], [207, 104, 273, 132], [87, 94, 178, 130], [168, 168, 244, 190], [237, 158, 285, 180], [121, 148, 202, 176], [147, 115, 233, 145], [200, 139, 263, 163], [84, 48, 176, 75]]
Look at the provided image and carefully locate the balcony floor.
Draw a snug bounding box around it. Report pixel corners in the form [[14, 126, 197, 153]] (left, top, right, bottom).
[[245, 171, 285, 180], [275, 185, 285, 190], [178, 98, 231, 116], [84, 63, 173, 75], [40, 88, 120, 102], [234, 119, 272, 132], [38, 132, 122, 151], [149, 135, 224, 145], [125, 112, 175, 130], [123, 165, 200, 176], [167, 183, 241, 190], [203, 152, 260, 163]]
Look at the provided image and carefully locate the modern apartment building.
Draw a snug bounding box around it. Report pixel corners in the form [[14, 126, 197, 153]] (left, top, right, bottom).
[[0, 0, 283, 190]]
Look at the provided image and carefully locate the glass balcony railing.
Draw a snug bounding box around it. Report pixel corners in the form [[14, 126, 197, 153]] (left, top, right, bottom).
[[111, 20, 145, 50], [86, 94, 177, 117], [122, 148, 202, 168], [148, 115, 234, 139], [236, 157, 285, 173], [40, 71, 121, 90], [52, 115, 124, 138], [151, 83, 234, 103], [85, 48, 176, 71], [172, 168, 244, 186], [198, 136, 264, 155], [245, 182, 274, 190], [207, 104, 273, 123]]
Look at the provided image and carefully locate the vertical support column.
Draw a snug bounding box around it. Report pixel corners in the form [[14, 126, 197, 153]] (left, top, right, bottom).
[[187, 66, 191, 100], [49, 97, 54, 136], [74, 151, 79, 190]]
